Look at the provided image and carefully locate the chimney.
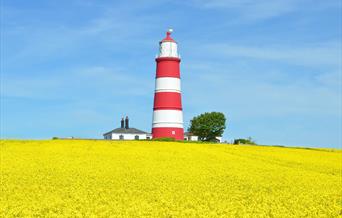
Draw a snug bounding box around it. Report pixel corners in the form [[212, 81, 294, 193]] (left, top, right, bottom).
[[120, 117, 124, 128], [125, 116, 129, 129]]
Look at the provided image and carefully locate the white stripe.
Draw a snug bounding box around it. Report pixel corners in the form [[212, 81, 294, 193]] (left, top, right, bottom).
[[155, 89, 181, 93], [153, 123, 184, 128], [152, 110, 183, 128], [155, 77, 181, 93]]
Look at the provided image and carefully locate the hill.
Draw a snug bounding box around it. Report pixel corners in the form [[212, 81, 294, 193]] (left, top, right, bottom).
[[1, 140, 341, 217]]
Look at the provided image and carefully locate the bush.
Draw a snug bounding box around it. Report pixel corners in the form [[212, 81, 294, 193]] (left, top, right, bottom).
[[234, 137, 256, 145]]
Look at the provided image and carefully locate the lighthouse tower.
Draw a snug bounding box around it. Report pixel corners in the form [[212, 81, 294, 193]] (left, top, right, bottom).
[[152, 29, 184, 140]]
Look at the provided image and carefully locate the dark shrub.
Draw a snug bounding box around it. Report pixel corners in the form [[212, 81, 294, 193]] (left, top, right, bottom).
[[234, 137, 256, 145]]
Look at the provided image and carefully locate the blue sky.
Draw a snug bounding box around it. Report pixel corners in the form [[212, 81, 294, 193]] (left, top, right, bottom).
[[1, 0, 341, 148]]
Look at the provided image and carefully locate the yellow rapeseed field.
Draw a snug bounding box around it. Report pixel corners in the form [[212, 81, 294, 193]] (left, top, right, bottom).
[[0, 140, 341, 217]]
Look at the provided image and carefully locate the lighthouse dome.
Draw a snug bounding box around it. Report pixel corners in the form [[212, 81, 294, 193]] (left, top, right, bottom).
[[158, 29, 179, 58], [161, 29, 176, 43]]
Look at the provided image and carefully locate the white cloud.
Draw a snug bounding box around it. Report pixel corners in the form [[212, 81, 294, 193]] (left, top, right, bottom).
[[2, 4, 160, 65], [1, 66, 153, 100], [182, 58, 341, 118], [191, 0, 297, 21], [189, 0, 341, 23], [195, 42, 341, 67], [314, 71, 342, 88]]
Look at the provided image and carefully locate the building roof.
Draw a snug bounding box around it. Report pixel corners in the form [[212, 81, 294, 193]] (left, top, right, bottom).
[[184, 132, 194, 136], [103, 128, 149, 136]]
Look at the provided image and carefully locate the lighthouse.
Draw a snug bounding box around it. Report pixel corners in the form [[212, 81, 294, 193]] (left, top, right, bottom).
[[152, 29, 184, 140]]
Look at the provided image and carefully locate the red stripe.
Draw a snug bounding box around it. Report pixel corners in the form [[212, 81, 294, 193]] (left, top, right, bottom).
[[156, 59, 180, 78], [153, 92, 182, 110], [152, 127, 184, 140], [156, 57, 181, 62]]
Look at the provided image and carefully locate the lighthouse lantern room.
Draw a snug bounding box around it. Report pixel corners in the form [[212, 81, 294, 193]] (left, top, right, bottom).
[[152, 29, 184, 140]]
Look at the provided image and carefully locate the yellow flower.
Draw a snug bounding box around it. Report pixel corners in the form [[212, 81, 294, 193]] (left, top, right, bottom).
[[0, 140, 341, 217]]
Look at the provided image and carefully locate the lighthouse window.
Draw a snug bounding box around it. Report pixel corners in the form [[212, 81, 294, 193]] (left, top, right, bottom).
[[119, 135, 124, 140], [135, 135, 139, 140], [172, 131, 175, 135]]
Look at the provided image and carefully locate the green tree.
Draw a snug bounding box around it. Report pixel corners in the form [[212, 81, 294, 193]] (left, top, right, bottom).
[[188, 112, 226, 142]]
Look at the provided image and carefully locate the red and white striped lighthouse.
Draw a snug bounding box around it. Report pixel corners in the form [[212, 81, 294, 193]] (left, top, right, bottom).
[[152, 29, 184, 140]]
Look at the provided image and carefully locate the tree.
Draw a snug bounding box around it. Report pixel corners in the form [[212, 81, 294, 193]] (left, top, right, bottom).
[[188, 112, 226, 142]]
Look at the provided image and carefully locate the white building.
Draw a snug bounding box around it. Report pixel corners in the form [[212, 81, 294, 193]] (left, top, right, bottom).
[[103, 117, 223, 142], [184, 132, 199, 141], [184, 132, 223, 142], [103, 117, 151, 140]]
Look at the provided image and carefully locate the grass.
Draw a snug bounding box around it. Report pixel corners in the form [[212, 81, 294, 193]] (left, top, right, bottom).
[[1, 140, 341, 217]]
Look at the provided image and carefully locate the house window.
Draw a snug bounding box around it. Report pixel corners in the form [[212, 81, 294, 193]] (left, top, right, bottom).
[[146, 137, 151, 140], [119, 135, 124, 140], [135, 135, 139, 140]]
